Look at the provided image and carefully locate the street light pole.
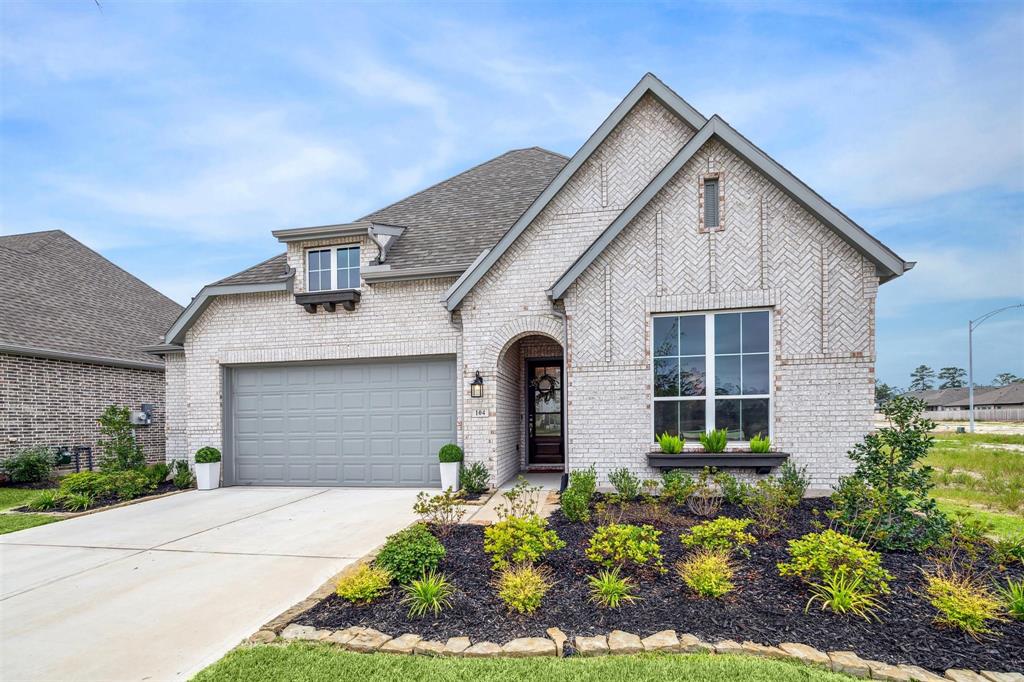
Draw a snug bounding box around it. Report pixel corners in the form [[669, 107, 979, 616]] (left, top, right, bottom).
[[968, 303, 1024, 433]]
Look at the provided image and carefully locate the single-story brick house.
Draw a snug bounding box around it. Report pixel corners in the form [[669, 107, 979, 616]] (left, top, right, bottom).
[[154, 74, 912, 488], [0, 230, 183, 466]]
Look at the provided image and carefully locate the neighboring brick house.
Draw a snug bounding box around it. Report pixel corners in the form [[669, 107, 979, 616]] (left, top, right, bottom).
[[0, 230, 183, 466], [156, 74, 913, 488]]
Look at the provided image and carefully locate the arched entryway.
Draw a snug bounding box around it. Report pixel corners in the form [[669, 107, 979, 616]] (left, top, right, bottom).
[[494, 333, 565, 485]]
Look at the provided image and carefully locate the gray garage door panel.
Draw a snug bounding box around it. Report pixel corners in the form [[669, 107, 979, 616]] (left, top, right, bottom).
[[228, 358, 455, 486]]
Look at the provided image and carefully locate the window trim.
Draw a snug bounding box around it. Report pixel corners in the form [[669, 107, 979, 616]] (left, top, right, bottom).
[[305, 245, 361, 293], [651, 307, 773, 443]]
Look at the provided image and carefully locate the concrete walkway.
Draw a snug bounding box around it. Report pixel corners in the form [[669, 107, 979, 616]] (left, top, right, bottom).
[[0, 486, 423, 682]]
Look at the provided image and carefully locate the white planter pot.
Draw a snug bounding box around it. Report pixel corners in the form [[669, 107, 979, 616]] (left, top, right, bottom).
[[195, 462, 221, 490], [439, 461, 460, 492]]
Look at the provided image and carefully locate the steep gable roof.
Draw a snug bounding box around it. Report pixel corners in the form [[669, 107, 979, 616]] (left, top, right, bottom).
[[0, 230, 183, 369]]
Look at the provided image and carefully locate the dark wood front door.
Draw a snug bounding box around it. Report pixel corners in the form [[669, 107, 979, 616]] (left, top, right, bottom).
[[527, 359, 564, 465]]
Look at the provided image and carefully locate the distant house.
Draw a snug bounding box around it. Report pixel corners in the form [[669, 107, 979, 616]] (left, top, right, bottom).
[[904, 387, 976, 412], [905, 384, 1024, 412], [0, 230, 183, 466]]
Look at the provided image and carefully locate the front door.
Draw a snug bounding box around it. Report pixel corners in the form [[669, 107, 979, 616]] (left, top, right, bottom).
[[527, 359, 564, 465]]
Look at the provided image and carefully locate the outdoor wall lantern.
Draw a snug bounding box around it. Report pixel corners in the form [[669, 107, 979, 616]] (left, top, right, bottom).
[[470, 371, 484, 398]]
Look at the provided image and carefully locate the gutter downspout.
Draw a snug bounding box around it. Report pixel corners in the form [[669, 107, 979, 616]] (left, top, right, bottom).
[[550, 302, 569, 476]]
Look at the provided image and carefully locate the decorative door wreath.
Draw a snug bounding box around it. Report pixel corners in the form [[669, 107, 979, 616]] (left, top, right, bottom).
[[532, 373, 560, 403]]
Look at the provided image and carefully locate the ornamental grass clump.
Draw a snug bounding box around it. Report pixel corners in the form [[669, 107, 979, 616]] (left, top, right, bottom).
[[997, 577, 1024, 621], [375, 523, 446, 584], [495, 564, 553, 614], [401, 570, 454, 619], [657, 432, 683, 454], [335, 564, 392, 605], [483, 515, 564, 570], [681, 517, 757, 557], [587, 566, 639, 609], [676, 549, 735, 598], [806, 571, 885, 621], [586, 523, 665, 574], [924, 570, 1005, 639]]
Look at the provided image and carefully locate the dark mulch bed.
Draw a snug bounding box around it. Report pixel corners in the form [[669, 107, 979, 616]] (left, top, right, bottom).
[[297, 498, 1024, 673], [13, 481, 180, 513]]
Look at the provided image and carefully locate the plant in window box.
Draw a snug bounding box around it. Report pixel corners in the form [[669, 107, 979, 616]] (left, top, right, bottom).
[[656, 432, 683, 455], [749, 433, 772, 453], [437, 443, 463, 492], [194, 447, 221, 491], [699, 429, 728, 453]]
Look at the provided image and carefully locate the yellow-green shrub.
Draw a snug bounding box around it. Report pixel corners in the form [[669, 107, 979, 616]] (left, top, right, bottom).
[[677, 549, 735, 598], [777, 529, 891, 594], [483, 515, 564, 570], [496, 564, 552, 614], [925, 571, 1005, 639], [681, 517, 757, 557], [586, 523, 664, 573], [335, 564, 392, 604]]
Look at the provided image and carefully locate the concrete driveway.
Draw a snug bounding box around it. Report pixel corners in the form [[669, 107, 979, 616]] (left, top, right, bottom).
[[0, 487, 424, 682]]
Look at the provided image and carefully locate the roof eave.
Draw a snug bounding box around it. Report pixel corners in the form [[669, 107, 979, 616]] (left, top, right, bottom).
[[0, 343, 165, 371], [164, 274, 294, 345]]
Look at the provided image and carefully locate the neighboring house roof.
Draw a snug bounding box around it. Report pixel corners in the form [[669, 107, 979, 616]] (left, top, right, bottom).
[[0, 230, 183, 369], [904, 387, 975, 407], [944, 383, 1024, 408]]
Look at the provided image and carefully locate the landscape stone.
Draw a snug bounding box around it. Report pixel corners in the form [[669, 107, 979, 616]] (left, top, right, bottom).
[[574, 635, 609, 657], [248, 630, 276, 644], [829, 651, 871, 678], [741, 641, 787, 659], [641, 630, 679, 653], [444, 637, 471, 656], [326, 627, 364, 646], [679, 633, 714, 653], [779, 642, 830, 668], [379, 634, 422, 655], [899, 665, 947, 682], [608, 630, 644, 655], [502, 637, 556, 657], [546, 628, 568, 657], [867, 660, 914, 681], [280, 624, 318, 641], [714, 639, 744, 655], [945, 672, 990, 682], [463, 641, 503, 658], [980, 674, 1024, 682], [413, 640, 447, 656], [346, 628, 391, 652]]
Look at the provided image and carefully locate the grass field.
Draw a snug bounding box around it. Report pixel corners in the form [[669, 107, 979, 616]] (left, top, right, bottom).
[[925, 432, 1024, 537], [193, 644, 851, 682], [0, 486, 60, 535]]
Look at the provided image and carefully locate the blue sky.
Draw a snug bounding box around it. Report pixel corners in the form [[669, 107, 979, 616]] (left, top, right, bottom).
[[1, 0, 1022, 388]]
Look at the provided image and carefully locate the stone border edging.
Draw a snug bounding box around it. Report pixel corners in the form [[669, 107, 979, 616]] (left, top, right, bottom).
[[251, 623, 1022, 682]]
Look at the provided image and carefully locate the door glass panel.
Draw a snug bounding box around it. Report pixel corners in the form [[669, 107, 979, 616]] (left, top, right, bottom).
[[534, 413, 561, 436]]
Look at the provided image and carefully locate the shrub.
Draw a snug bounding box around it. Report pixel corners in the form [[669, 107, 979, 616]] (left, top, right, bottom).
[[484, 515, 564, 570], [1, 447, 54, 483], [681, 517, 757, 557], [195, 447, 221, 464], [676, 549, 734, 598], [27, 489, 60, 511], [569, 465, 597, 497], [586, 523, 664, 573], [992, 535, 1024, 567], [997, 577, 1024, 621], [97, 405, 145, 471], [560, 487, 590, 523], [438, 443, 463, 463], [608, 467, 641, 500], [335, 564, 392, 604], [924, 570, 1004, 639], [171, 460, 194, 489], [830, 396, 949, 551], [61, 492, 93, 511], [400, 570, 454, 618], [375, 523, 446, 584], [144, 463, 170, 488], [686, 468, 721, 518], [714, 471, 751, 506], [745, 478, 794, 537], [494, 477, 542, 520], [460, 462, 489, 494], [660, 469, 696, 506], [806, 572, 885, 621], [778, 529, 892, 595], [778, 461, 809, 504], [657, 432, 683, 454], [699, 429, 728, 453], [749, 433, 772, 453], [59, 471, 113, 498], [107, 470, 155, 501], [587, 566, 638, 609], [412, 489, 465, 536], [496, 564, 552, 614]]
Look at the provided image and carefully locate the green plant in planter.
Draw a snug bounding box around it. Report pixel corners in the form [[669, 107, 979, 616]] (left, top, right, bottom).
[[195, 447, 221, 464], [699, 429, 728, 453], [657, 432, 683, 454], [749, 433, 772, 453], [438, 443, 464, 463]]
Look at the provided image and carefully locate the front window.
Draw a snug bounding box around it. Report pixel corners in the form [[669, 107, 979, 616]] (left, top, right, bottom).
[[306, 246, 360, 292], [653, 310, 771, 441]]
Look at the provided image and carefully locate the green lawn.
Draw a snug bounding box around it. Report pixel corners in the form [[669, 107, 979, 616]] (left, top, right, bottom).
[[0, 486, 60, 535], [193, 644, 850, 682], [0, 486, 53, 511]]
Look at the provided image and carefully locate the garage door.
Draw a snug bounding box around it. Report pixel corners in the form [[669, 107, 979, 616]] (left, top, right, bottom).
[[226, 357, 455, 486]]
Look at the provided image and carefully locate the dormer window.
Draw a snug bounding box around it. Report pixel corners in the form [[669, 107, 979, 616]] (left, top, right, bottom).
[[307, 246, 360, 292]]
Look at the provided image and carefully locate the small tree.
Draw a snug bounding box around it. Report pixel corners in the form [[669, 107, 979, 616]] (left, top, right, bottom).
[[908, 365, 935, 392], [937, 367, 966, 389], [994, 372, 1022, 386], [830, 396, 949, 551], [97, 405, 145, 471], [874, 382, 899, 404]]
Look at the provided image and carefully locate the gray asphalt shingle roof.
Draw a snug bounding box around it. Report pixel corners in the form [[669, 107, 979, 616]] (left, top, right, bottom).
[[213, 147, 568, 285], [0, 230, 183, 366]]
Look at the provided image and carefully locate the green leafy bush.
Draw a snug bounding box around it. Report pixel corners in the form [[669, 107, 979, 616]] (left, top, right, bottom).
[[608, 467, 640, 500], [335, 564, 392, 604], [749, 433, 772, 453], [997, 577, 1024, 621], [1, 447, 54, 483], [713, 471, 749, 505], [778, 461, 809, 504], [699, 429, 728, 453], [686, 467, 721, 517], [400, 570, 454, 618], [586, 523, 664, 573], [569, 465, 597, 497], [106, 470, 155, 500], [587, 566, 638, 609], [777, 529, 891, 595], [745, 478, 795, 537], [561, 465, 597, 523], [27, 489, 61, 511], [830, 396, 948, 551], [660, 470, 696, 506], [924, 570, 1004, 639], [496, 564, 552, 614], [413, 489, 465, 535], [460, 462, 489, 494], [171, 460, 194, 489], [438, 443, 463, 463], [657, 432, 683, 454], [494, 477, 542, 520], [806, 572, 884, 621], [676, 549, 735, 598], [681, 517, 757, 557], [61, 492, 93, 511], [97, 405, 145, 471], [483, 515, 564, 570], [375, 523, 446, 584], [195, 447, 221, 464], [144, 463, 170, 488]]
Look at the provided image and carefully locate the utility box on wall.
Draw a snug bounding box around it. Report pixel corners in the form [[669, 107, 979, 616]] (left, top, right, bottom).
[[130, 404, 154, 426]]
